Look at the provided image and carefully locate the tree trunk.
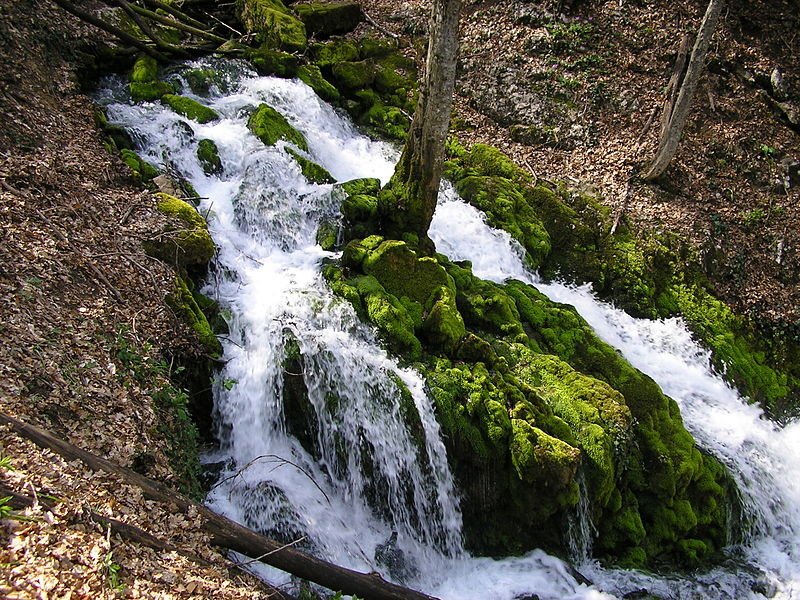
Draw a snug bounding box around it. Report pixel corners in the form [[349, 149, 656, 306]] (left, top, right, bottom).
[[643, 0, 724, 180], [380, 0, 462, 251]]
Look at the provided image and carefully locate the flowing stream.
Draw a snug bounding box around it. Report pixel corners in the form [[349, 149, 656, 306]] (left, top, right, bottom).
[[99, 59, 799, 599]]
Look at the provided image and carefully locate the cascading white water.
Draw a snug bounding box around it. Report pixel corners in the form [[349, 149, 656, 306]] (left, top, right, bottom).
[[99, 58, 799, 599]]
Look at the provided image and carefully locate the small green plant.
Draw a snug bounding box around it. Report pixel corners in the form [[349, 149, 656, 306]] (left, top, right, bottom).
[[742, 208, 766, 227], [103, 551, 124, 591], [759, 143, 777, 157], [0, 496, 14, 519], [0, 455, 15, 471]]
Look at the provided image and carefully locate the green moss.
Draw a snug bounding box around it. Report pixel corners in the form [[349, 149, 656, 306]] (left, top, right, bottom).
[[339, 178, 380, 197], [247, 47, 299, 77], [296, 65, 341, 103], [196, 139, 223, 175], [361, 240, 455, 306], [316, 218, 340, 251], [453, 175, 550, 268], [120, 149, 159, 181], [361, 101, 410, 141], [161, 94, 219, 123], [247, 103, 308, 150], [129, 81, 174, 103], [285, 148, 334, 184], [183, 68, 222, 96], [130, 55, 159, 83], [510, 419, 580, 486], [311, 40, 360, 67], [358, 37, 398, 59], [294, 2, 363, 37], [671, 284, 789, 410], [420, 286, 466, 354], [331, 60, 376, 91], [166, 276, 223, 357], [143, 193, 216, 267], [236, 0, 307, 51], [353, 275, 422, 358]]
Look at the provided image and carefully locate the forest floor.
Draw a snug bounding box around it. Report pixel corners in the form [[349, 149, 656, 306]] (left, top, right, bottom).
[[0, 0, 798, 598]]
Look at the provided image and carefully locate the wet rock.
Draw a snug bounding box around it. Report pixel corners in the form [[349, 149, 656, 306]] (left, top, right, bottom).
[[374, 531, 417, 583]]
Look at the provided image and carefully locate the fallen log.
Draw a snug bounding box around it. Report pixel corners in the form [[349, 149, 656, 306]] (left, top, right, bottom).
[[0, 413, 440, 600]]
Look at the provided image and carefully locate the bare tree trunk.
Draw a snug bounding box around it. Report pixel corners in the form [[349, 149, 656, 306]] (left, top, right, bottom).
[[380, 0, 462, 252], [643, 0, 725, 181]]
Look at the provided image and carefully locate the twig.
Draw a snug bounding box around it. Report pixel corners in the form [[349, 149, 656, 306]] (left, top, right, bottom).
[[212, 454, 331, 505], [202, 10, 243, 37], [115, 0, 192, 58], [363, 10, 400, 40], [236, 536, 308, 567]]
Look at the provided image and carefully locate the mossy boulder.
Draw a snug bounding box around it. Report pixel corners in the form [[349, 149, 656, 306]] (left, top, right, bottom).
[[310, 40, 360, 67], [294, 2, 363, 37], [337, 179, 380, 241], [247, 47, 299, 77], [197, 139, 223, 175], [296, 65, 341, 103], [131, 55, 158, 83], [236, 0, 307, 51], [326, 237, 737, 566], [247, 103, 308, 150], [183, 68, 224, 96], [285, 147, 334, 184], [143, 193, 216, 268], [331, 60, 376, 91], [161, 94, 219, 124], [120, 149, 159, 181], [128, 55, 174, 102]]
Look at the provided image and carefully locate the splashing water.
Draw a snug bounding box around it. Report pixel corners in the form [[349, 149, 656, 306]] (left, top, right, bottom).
[[99, 58, 799, 599]]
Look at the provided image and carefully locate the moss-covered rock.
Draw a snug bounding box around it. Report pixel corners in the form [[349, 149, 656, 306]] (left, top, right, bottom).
[[183, 68, 223, 96], [143, 193, 216, 268], [310, 40, 360, 67], [130, 81, 174, 103], [296, 65, 341, 103], [161, 94, 219, 124], [131, 55, 159, 83], [128, 55, 174, 102], [331, 60, 376, 91], [166, 276, 223, 357], [247, 47, 299, 77], [326, 234, 736, 566], [120, 149, 159, 181], [236, 0, 307, 51], [285, 147, 334, 184], [294, 2, 363, 37], [197, 139, 223, 175], [247, 103, 308, 150]]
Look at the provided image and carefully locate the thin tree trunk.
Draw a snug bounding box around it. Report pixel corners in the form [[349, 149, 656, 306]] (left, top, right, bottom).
[[0, 412, 440, 600], [381, 0, 462, 251], [643, 0, 724, 180]]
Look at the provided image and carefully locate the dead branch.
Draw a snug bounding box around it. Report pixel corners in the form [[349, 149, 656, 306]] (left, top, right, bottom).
[[0, 413, 441, 600], [115, 0, 192, 58], [126, 2, 228, 44], [139, 0, 208, 31], [48, 0, 168, 61]]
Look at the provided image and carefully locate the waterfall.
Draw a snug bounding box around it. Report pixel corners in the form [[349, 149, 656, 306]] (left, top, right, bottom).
[[99, 57, 799, 599]]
